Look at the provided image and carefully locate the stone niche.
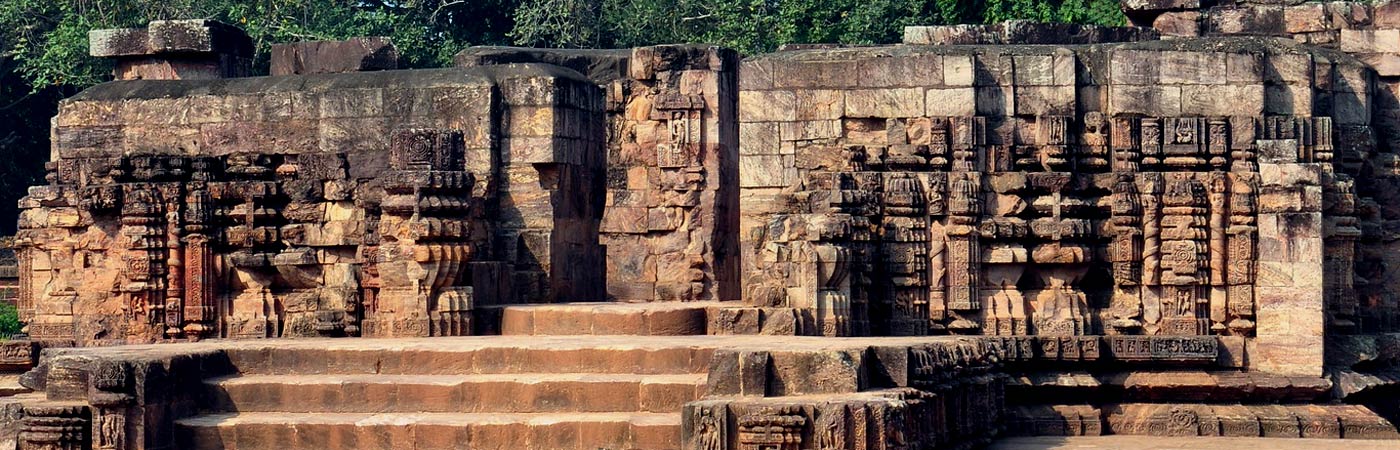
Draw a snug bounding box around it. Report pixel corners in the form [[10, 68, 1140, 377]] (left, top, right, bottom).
[[457, 45, 743, 303], [18, 64, 608, 343], [733, 38, 1379, 377]]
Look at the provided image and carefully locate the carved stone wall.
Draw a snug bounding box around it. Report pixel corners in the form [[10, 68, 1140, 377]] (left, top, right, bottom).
[[457, 45, 742, 303], [18, 65, 606, 343], [1126, 0, 1400, 341], [735, 39, 1369, 376]]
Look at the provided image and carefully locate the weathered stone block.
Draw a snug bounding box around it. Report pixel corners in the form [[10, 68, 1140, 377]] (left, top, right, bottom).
[[1154, 11, 1202, 37], [739, 90, 796, 122], [844, 88, 924, 118], [925, 88, 976, 117], [1341, 29, 1400, 53], [1109, 85, 1182, 116], [1285, 3, 1331, 33], [271, 37, 398, 76], [858, 54, 942, 88]]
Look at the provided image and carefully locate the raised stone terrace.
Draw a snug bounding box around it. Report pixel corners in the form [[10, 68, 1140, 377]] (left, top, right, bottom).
[[5, 2, 1400, 450]]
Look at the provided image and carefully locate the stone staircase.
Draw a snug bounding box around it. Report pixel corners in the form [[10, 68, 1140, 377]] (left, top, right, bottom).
[[174, 303, 723, 450]]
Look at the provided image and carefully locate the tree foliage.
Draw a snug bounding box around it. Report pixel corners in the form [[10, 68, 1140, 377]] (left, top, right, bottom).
[[0, 0, 1124, 233]]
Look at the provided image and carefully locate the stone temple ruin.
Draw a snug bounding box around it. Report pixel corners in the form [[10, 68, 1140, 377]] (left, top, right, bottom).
[[3, 1, 1400, 449]]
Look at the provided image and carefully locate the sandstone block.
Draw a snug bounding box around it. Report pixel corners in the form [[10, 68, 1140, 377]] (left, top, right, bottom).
[[1211, 6, 1286, 36], [844, 88, 924, 118], [943, 55, 975, 87], [1377, 0, 1400, 28], [1181, 84, 1264, 116], [858, 54, 942, 88], [271, 37, 398, 76], [739, 90, 796, 122], [794, 89, 844, 120], [925, 88, 976, 117], [739, 154, 794, 188], [1154, 11, 1202, 37], [1341, 29, 1400, 53], [1109, 85, 1181, 116], [740, 59, 775, 90], [1285, 3, 1331, 33], [739, 122, 780, 155], [1249, 336, 1324, 377], [1015, 85, 1075, 116], [773, 60, 858, 89], [976, 86, 1014, 116]]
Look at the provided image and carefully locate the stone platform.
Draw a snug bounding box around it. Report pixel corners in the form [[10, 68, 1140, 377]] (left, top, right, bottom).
[[489, 301, 720, 336], [6, 328, 1392, 449], [990, 436, 1400, 449], [20, 334, 1002, 450]]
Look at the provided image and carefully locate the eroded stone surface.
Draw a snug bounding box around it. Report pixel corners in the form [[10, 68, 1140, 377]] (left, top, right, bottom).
[[12, 6, 1400, 450]]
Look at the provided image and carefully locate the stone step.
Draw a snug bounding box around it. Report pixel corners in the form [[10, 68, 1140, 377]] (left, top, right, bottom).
[[175, 411, 681, 450], [204, 373, 707, 414], [493, 302, 720, 336], [224, 337, 715, 375]]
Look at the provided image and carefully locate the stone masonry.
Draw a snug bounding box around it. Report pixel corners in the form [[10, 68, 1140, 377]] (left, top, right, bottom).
[[732, 37, 1354, 378], [5, 2, 1400, 449], [456, 46, 742, 304], [24, 21, 607, 344]]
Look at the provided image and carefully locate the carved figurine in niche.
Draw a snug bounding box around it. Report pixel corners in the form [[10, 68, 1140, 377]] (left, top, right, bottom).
[[1140, 118, 1163, 168], [1207, 118, 1229, 168], [1036, 116, 1072, 171], [814, 405, 847, 450], [1079, 111, 1109, 170]]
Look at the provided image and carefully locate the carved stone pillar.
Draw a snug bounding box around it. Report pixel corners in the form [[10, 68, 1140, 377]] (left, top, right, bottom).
[[118, 185, 167, 334], [1158, 174, 1209, 335], [1325, 174, 1361, 332], [1108, 173, 1144, 333], [181, 181, 216, 340], [945, 173, 982, 333], [1208, 172, 1229, 334], [1226, 173, 1258, 335], [372, 129, 477, 337], [881, 173, 929, 336], [88, 361, 134, 450]]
